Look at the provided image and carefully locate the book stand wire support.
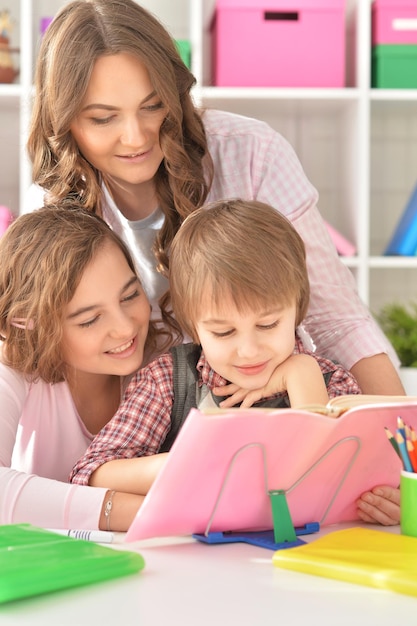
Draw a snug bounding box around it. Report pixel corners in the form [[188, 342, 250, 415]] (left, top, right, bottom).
[[193, 436, 361, 551]]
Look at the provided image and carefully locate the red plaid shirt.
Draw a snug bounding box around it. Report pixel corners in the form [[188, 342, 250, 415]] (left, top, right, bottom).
[[69, 337, 360, 485]]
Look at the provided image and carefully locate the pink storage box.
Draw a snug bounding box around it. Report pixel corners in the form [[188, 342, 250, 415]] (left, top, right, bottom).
[[211, 0, 346, 87], [372, 0, 417, 45]]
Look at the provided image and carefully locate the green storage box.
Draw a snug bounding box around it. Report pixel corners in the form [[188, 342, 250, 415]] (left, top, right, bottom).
[[175, 39, 191, 69], [0, 524, 145, 604], [372, 44, 417, 88]]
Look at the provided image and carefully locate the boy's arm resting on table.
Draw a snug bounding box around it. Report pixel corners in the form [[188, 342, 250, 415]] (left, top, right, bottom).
[[90, 453, 168, 494], [356, 485, 400, 525], [70, 360, 174, 490]]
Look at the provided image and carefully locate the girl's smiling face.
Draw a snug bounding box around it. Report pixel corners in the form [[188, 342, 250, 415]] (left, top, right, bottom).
[[61, 240, 150, 377]]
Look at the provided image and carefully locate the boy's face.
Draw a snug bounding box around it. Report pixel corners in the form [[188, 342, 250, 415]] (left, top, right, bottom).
[[195, 295, 297, 390]]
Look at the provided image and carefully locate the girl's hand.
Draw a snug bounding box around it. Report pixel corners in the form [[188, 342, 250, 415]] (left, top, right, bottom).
[[356, 485, 400, 525]]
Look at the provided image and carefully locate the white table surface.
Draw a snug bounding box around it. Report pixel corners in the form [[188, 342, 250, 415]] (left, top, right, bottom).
[[0, 522, 415, 625]]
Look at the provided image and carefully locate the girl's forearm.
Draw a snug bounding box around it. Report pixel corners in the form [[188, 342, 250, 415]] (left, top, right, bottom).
[[98, 490, 145, 532]]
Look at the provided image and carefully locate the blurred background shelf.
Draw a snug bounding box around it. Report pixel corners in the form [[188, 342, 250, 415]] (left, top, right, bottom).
[[1, 0, 416, 315]]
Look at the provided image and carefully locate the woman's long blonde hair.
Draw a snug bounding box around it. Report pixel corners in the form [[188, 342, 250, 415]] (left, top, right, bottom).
[[28, 0, 213, 278], [0, 205, 163, 383]]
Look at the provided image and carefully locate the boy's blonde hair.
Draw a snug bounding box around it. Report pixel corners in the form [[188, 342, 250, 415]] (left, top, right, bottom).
[[0, 205, 160, 383], [169, 199, 310, 342]]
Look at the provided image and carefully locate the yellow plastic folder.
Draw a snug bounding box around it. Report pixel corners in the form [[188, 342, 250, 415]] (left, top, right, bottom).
[[272, 527, 417, 598]]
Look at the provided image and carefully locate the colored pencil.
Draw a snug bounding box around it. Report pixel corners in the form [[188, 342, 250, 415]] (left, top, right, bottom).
[[397, 416, 406, 440], [405, 423, 412, 441], [384, 427, 401, 458], [396, 431, 414, 472], [406, 438, 417, 473]]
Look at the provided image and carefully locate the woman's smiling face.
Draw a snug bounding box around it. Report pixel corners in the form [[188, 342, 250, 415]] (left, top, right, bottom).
[[70, 52, 166, 194]]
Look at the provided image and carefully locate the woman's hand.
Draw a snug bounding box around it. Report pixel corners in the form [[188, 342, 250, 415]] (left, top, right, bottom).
[[356, 485, 400, 525]]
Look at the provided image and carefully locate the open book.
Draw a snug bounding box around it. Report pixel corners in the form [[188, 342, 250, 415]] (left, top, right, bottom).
[[125, 396, 417, 542], [299, 393, 417, 416]]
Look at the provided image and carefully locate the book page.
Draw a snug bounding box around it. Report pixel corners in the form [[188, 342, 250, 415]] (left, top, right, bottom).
[[300, 394, 417, 417]]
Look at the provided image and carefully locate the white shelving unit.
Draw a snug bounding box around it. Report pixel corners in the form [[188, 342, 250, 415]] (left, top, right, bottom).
[[2, 0, 417, 316], [190, 0, 417, 314]]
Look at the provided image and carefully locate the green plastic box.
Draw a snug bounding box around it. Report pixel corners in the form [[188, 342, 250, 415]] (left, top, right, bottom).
[[372, 44, 417, 88], [0, 524, 145, 604], [175, 39, 191, 69]]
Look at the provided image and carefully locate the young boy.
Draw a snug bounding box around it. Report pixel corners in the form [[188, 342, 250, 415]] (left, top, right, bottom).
[[70, 199, 361, 491]]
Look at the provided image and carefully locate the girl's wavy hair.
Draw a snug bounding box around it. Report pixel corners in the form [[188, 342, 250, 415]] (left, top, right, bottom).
[[0, 204, 163, 383], [169, 199, 310, 343], [27, 0, 213, 286]]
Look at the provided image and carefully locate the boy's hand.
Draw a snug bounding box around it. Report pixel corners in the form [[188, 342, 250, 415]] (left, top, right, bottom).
[[212, 379, 284, 409], [212, 362, 289, 408], [213, 354, 329, 408], [356, 486, 400, 525]]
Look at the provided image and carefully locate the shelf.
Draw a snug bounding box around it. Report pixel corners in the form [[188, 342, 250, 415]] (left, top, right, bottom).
[[0, 84, 21, 99], [371, 89, 417, 102], [1, 0, 416, 313], [191, 0, 417, 311], [198, 87, 361, 101], [340, 257, 361, 269], [369, 257, 417, 269], [196, 87, 361, 116]]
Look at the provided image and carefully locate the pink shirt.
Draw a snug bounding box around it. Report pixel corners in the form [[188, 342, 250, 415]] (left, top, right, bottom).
[[0, 359, 107, 529]]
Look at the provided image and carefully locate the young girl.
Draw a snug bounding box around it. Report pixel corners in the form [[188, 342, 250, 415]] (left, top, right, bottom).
[[70, 199, 361, 490], [0, 205, 169, 531], [25, 0, 404, 396]]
